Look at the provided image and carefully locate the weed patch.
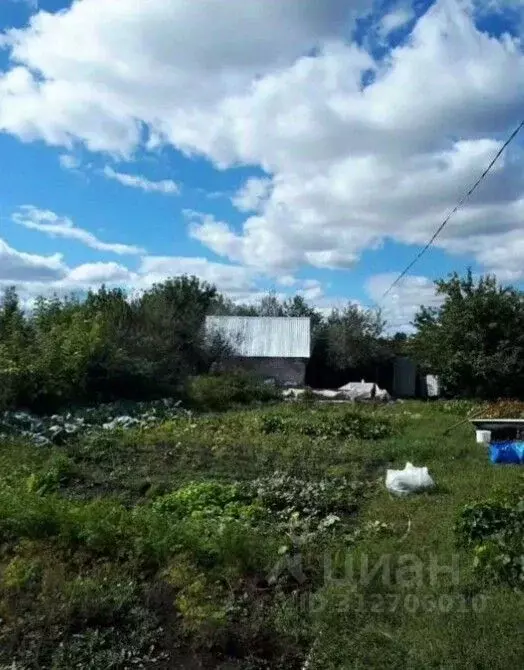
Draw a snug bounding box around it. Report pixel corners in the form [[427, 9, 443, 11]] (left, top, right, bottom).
[[260, 409, 395, 440], [456, 497, 524, 588], [0, 400, 522, 668]]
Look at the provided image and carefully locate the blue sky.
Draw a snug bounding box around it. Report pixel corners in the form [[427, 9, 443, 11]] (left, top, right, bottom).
[[1, 0, 523, 329]]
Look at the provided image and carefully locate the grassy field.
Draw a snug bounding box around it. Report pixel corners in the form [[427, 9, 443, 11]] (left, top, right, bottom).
[[0, 399, 522, 669]]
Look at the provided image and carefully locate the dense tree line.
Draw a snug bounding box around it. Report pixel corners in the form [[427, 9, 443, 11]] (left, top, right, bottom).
[[0, 277, 390, 412], [410, 270, 524, 399], [2, 269, 522, 412]]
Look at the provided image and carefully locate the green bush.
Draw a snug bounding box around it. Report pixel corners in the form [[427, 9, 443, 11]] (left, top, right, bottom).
[[186, 373, 281, 411], [456, 499, 524, 588], [63, 569, 138, 623]]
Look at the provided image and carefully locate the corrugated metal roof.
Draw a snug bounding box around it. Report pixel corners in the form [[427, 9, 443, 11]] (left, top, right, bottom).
[[205, 316, 311, 358]]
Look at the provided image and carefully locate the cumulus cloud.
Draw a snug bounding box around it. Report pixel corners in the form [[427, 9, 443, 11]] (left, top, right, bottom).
[[12, 205, 144, 255], [365, 274, 443, 332], [232, 177, 272, 213], [0, 0, 524, 283], [1, 235, 268, 309], [138, 255, 258, 292], [378, 4, 415, 38], [277, 275, 297, 287], [65, 261, 136, 284], [0, 237, 66, 282], [299, 279, 324, 301], [102, 166, 180, 194]]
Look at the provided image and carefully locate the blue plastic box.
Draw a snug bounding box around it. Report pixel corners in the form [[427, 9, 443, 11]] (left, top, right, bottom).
[[489, 441, 524, 465]]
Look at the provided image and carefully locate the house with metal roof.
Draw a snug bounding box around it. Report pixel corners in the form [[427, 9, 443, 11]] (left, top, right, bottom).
[[205, 316, 311, 386]]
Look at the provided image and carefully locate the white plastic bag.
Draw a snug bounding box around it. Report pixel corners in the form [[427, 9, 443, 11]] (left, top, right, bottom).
[[385, 462, 435, 496]]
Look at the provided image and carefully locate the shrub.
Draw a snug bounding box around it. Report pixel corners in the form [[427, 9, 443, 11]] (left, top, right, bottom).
[[63, 569, 138, 623], [186, 373, 281, 411], [456, 498, 524, 588], [164, 558, 229, 639], [0, 485, 63, 540]]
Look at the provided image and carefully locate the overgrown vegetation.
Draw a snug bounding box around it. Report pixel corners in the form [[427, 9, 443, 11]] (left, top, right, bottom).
[[0, 400, 522, 668], [457, 495, 524, 589], [1, 269, 524, 667], [4, 269, 524, 411], [411, 270, 524, 399], [260, 408, 395, 440], [0, 277, 397, 413]]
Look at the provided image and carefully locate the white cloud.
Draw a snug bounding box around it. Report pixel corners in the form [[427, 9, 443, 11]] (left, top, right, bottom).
[[0, 0, 524, 281], [0, 0, 372, 155], [473, 0, 524, 18], [0, 237, 66, 282], [12, 205, 144, 255], [65, 261, 136, 284], [138, 255, 258, 291], [277, 275, 297, 287], [187, 211, 244, 260], [59, 153, 81, 170], [379, 5, 414, 37], [102, 166, 180, 194], [299, 278, 324, 301], [232, 177, 272, 213], [365, 274, 443, 332], [0, 235, 267, 309]]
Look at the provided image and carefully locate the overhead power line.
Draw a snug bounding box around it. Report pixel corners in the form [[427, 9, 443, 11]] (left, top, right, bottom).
[[380, 118, 524, 301]]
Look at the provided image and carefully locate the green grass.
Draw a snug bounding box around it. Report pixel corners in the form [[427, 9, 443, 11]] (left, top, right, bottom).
[[308, 403, 523, 669], [0, 401, 522, 669]]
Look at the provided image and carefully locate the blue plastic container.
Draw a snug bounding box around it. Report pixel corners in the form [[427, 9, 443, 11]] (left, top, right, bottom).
[[489, 441, 524, 465]]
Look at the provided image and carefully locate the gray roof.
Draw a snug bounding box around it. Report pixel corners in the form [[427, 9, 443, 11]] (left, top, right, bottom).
[[206, 316, 311, 358]]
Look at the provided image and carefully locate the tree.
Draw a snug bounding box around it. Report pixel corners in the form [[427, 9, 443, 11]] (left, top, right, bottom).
[[323, 304, 386, 369], [257, 292, 285, 317], [282, 295, 323, 330], [132, 276, 218, 389], [411, 270, 524, 398]]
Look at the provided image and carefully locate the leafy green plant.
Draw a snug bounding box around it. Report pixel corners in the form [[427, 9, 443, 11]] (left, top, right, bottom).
[[1, 555, 42, 591], [46, 607, 167, 670], [26, 453, 76, 494], [64, 571, 138, 623], [242, 472, 366, 541], [456, 499, 524, 588], [260, 410, 393, 440], [153, 480, 264, 527]]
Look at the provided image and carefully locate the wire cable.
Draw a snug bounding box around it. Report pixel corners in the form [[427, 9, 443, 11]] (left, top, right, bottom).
[[380, 119, 524, 300]]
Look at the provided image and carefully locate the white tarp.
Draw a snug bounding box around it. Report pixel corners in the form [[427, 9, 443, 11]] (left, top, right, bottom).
[[338, 381, 389, 400]]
